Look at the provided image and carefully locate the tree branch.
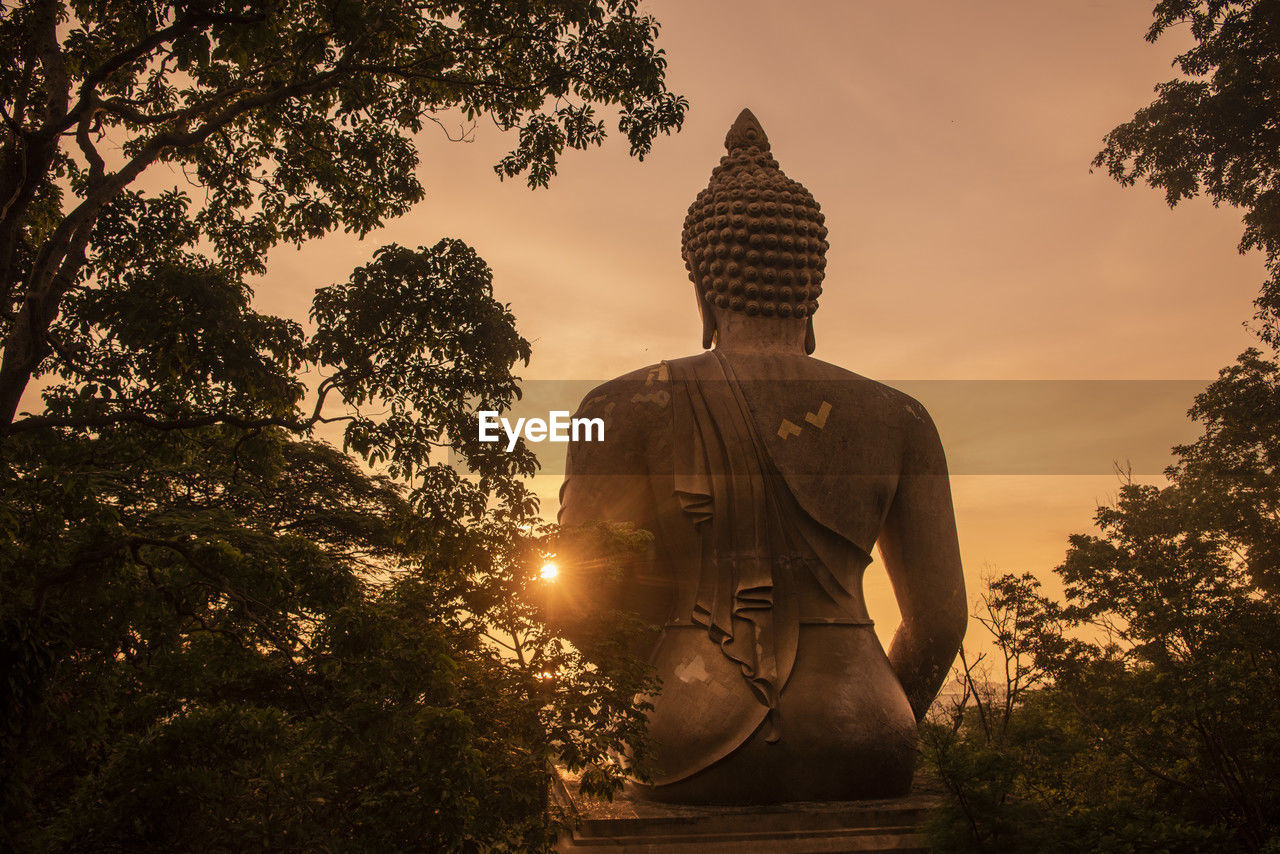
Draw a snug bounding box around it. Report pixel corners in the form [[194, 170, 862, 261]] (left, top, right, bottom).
[[7, 407, 354, 435]]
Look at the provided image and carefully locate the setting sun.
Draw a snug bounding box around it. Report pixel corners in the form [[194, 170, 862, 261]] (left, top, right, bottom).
[[539, 562, 559, 581]]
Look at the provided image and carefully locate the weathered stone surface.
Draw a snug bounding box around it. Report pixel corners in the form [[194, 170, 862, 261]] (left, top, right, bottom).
[[550, 109, 966, 806]]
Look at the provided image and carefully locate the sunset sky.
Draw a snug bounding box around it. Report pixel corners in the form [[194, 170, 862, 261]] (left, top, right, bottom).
[[252, 2, 1265, 635]]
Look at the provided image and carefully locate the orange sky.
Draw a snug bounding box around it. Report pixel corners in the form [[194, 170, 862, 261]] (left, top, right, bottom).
[[247, 3, 1269, 637]]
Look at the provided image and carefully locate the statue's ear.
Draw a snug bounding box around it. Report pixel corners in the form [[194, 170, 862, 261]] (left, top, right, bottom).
[[702, 309, 717, 349], [696, 288, 717, 349], [805, 316, 816, 355]]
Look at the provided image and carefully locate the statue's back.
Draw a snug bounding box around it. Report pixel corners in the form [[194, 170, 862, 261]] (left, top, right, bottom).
[[552, 109, 966, 805]]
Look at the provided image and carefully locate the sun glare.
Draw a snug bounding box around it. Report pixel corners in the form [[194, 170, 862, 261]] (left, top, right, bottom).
[[539, 562, 559, 581]]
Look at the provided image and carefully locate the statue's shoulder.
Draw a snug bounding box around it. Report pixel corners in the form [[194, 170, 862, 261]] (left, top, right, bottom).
[[571, 362, 674, 440], [802, 356, 939, 438]]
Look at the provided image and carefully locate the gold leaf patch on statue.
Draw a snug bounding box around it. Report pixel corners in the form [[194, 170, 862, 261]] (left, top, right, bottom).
[[805, 401, 832, 429]]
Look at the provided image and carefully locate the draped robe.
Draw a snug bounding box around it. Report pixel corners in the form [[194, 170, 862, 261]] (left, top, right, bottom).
[[641, 350, 891, 784]]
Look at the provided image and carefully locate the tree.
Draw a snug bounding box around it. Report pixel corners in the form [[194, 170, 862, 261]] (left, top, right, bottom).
[[0, 243, 658, 850], [923, 343, 1280, 853], [2, 431, 660, 850], [0, 0, 686, 429], [1094, 0, 1280, 342], [1172, 346, 1280, 590], [928, 7, 1280, 846], [0, 2, 685, 848]]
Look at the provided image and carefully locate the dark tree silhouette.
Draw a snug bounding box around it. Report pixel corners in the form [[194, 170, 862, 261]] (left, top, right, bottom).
[[1095, 0, 1280, 342], [0, 2, 683, 848], [0, 0, 685, 427]]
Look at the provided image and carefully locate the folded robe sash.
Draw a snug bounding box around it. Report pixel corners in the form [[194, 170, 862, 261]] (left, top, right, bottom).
[[644, 350, 872, 784]]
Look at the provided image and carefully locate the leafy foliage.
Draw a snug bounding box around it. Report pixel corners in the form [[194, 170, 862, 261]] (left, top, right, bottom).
[[928, 16, 1280, 838], [923, 342, 1280, 853], [0, 1, 682, 849], [1094, 0, 1280, 342], [1, 244, 654, 851], [0, 0, 686, 426], [1174, 346, 1280, 590]]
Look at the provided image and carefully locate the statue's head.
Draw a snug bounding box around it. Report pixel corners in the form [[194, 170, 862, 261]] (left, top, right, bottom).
[[682, 109, 829, 352]]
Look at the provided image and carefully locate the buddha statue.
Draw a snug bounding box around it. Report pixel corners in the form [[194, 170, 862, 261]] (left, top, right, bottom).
[[551, 109, 966, 805]]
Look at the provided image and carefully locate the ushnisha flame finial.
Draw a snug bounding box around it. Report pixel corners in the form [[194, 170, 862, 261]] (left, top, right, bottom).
[[681, 108, 829, 328], [724, 108, 770, 152]]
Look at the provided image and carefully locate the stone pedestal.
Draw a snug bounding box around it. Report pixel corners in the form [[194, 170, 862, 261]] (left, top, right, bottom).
[[552, 767, 936, 853]]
